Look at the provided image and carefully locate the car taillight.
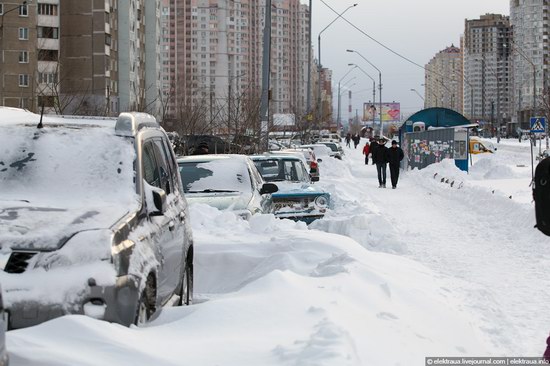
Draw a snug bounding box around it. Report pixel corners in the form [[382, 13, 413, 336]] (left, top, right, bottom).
[[310, 161, 318, 169]]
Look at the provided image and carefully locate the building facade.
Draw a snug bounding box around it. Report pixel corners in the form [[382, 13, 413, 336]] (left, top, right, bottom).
[[424, 45, 463, 114], [510, 0, 550, 130], [0, 0, 160, 117], [162, 0, 314, 132], [463, 14, 512, 134]]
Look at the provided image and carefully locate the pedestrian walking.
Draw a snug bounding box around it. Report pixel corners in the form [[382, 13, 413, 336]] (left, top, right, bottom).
[[369, 138, 378, 165], [353, 134, 360, 149], [372, 138, 388, 187], [385, 140, 404, 189], [362, 141, 370, 165], [345, 133, 351, 147]]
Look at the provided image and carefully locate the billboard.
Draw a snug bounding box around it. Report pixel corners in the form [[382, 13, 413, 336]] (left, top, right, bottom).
[[363, 102, 401, 122]]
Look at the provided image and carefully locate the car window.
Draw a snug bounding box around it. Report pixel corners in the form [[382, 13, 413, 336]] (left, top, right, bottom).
[[143, 142, 161, 188], [254, 159, 281, 181], [152, 139, 172, 194]]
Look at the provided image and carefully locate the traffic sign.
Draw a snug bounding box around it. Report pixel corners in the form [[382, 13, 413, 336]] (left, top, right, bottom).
[[530, 117, 546, 133]]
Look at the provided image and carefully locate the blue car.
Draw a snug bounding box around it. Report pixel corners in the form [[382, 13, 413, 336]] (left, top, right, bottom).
[[251, 154, 331, 224]]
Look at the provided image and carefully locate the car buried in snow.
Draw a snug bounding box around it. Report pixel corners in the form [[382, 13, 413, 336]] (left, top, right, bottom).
[[177, 154, 279, 220], [0, 108, 194, 329], [251, 154, 331, 224]]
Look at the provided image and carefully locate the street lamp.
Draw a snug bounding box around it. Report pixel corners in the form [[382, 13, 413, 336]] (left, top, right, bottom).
[[346, 49, 383, 136], [336, 65, 356, 129], [348, 63, 376, 112], [317, 3, 357, 127], [410, 88, 425, 106]]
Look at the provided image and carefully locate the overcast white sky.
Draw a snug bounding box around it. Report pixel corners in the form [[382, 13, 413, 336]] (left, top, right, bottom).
[[306, 0, 509, 121]]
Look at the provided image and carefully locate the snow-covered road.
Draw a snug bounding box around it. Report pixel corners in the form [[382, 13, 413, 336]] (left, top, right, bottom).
[[315, 140, 550, 355], [7, 138, 550, 365]]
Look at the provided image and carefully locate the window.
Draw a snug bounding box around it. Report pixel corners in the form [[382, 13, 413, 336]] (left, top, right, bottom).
[[19, 27, 28, 40], [37, 27, 59, 39], [18, 51, 28, 63], [19, 74, 29, 87], [142, 142, 161, 188], [38, 4, 58, 15], [0, 4, 3, 15], [19, 4, 28, 16], [38, 49, 58, 61]]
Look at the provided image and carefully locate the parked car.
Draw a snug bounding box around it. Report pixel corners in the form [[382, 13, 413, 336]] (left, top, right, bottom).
[[177, 154, 278, 219], [251, 155, 331, 224], [317, 141, 344, 159], [299, 144, 335, 161], [182, 134, 240, 155], [318, 133, 341, 143], [0, 286, 7, 366], [469, 136, 497, 154], [278, 148, 320, 182], [0, 109, 194, 329]]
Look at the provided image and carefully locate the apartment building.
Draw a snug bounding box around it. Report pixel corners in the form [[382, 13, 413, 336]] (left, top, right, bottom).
[[424, 45, 463, 114], [0, 1, 37, 110], [0, 0, 160, 117], [510, 0, 550, 130], [162, 0, 312, 129], [463, 14, 511, 132]]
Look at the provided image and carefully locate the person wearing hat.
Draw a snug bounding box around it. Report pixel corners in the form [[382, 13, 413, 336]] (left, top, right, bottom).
[[192, 141, 210, 155], [372, 138, 388, 188], [385, 140, 404, 189]]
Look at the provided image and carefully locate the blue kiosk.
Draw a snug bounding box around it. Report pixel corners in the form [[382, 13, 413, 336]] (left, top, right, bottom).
[[399, 108, 475, 172]]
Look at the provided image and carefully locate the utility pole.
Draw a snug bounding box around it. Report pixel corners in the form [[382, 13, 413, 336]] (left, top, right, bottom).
[[306, 0, 312, 114], [259, 0, 272, 151]]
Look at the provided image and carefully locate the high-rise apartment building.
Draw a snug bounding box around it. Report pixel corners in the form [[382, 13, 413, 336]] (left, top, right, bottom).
[[162, 0, 312, 131], [424, 45, 463, 114], [0, 0, 161, 117], [510, 0, 550, 130], [463, 14, 511, 132]]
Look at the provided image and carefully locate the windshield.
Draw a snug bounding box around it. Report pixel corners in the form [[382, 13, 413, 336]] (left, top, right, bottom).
[[179, 158, 252, 193], [0, 125, 137, 206], [253, 158, 308, 183]]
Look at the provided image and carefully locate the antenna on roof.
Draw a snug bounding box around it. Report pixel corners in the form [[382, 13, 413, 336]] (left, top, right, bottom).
[[37, 103, 44, 129]]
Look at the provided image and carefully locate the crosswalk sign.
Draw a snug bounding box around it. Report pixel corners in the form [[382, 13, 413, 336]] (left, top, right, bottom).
[[530, 117, 546, 133]]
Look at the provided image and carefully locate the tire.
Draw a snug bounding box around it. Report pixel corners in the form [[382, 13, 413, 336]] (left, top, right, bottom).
[[178, 262, 193, 306], [134, 276, 155, 326]]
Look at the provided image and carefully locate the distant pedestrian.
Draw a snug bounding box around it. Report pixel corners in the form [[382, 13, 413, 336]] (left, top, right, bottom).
[[345, 133, 351, 147], [353, 134, 360, 149], [544, 334, 550, 363], [372, 138, 388, 187], [385, 140, 404, 189], [362, 142, 370, 165], [369, 138, 378, 165]]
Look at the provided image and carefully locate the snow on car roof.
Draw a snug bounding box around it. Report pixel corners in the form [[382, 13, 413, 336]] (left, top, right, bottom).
[[0, 107, 117, 129]]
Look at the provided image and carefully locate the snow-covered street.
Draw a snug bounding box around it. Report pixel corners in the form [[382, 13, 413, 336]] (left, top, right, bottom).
[[7, 139, 550, 365]]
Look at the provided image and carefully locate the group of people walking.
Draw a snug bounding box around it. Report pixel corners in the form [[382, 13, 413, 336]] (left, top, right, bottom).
[[345, 133, 361, 149], [363, 137, 404, 189]]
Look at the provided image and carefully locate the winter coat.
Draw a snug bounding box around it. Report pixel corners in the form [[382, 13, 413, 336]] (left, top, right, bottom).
[[386, 146, 404, 166], [362, 144, 370, 156], [544, 335, 550, 362], [372, 144, 388, 164]]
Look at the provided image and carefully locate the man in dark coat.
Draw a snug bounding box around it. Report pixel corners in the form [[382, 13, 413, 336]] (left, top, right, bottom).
[[385, 140, 404, 189], [372, 138, 388, 188], [369, 138, 378, 165]]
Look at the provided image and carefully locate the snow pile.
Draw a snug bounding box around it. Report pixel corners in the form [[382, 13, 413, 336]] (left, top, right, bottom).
[[8, 204, 491, 366], [470, 157, 520, 180]]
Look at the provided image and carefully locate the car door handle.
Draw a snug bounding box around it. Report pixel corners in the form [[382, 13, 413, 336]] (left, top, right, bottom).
[[169, 221, 175, 231]]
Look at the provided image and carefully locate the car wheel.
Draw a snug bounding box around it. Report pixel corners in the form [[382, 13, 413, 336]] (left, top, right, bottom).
[[134, 276, 155, 326], [178, 262, 193, 306]]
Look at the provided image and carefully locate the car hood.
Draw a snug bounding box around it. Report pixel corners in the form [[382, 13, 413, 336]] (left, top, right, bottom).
[[0, 202, 130, 251], [272, 182, 326, 197], [185, 192, 253, 211]]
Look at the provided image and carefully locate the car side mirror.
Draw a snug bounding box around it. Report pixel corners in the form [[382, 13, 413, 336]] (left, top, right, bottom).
[[145, 184, 167, 216], [260, 183, 278, 195], [317, 158, 323, 163]]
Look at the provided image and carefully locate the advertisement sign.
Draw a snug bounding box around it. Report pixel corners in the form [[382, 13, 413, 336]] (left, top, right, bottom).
[[362, 102, 401, 122]]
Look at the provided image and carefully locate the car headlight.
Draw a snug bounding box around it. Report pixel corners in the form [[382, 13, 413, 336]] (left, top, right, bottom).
[[314, 195, 329, 208]]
